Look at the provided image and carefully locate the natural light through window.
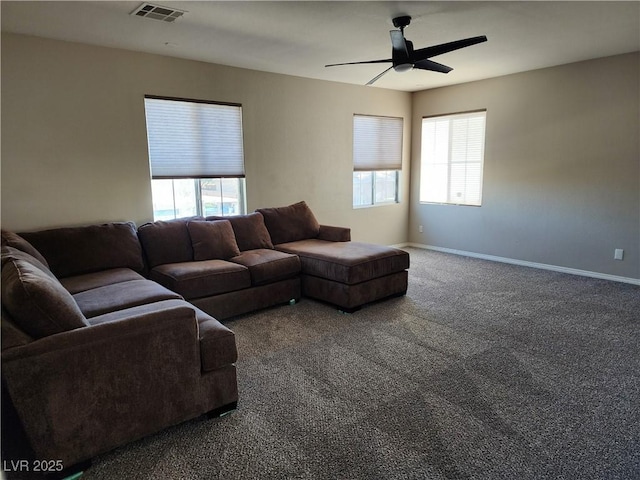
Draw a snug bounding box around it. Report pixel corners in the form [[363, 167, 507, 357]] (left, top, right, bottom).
[[151, 178, 245, 221], [420, 111, 486, 206], [144, 96, 246, 220], [353, 114, 402, 208]]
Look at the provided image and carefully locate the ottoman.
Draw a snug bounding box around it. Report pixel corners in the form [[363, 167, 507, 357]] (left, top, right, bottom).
[[275, 239, 410, 312]]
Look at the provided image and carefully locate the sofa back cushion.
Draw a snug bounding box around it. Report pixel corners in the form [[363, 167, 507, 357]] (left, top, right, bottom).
[[1, 247, 89, 339], [256, 201, 320, 245], [206, 212, 274, 251], [1, 230, 50, 268], [20, 222, 144, 279], [187, 220, 241, 261], [138, 217, 201, 268]]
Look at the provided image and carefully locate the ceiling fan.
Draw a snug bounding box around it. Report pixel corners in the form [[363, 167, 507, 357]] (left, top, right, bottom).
[[325, 15, 487, 85]]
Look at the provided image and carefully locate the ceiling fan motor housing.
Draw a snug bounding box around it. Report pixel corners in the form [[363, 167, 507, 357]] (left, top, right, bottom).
[[393, 63, 413, 73], [393, 38, 414, 72], [392, 15, 412, 29]]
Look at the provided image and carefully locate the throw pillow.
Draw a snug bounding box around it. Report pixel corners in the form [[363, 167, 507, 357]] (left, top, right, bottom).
[[256, 201, 321, 245], [1, 230, 50, 268], [206, 212, 274, 251], [1, 246, 56, 280], [187, 220, 241, 261], [1, 254, 89, 339]]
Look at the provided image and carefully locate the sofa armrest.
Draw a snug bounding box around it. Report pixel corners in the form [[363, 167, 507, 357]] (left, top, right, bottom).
[[2, 306, 206, 466], [317, 225, 351, 242]]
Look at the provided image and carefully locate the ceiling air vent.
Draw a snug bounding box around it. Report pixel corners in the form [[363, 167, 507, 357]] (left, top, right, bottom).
[[131, 3, 186, 22]]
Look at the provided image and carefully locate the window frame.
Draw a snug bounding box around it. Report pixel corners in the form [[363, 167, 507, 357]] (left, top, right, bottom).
[[352, 114, 403, 209], [419, 109, 487, 207], [150, 177, 247, 221], [143, 95, 247, 220]]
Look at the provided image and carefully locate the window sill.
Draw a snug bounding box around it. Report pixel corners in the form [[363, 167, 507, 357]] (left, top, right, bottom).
[[353, 202, 400, 210], [419, 201, 481, 207]]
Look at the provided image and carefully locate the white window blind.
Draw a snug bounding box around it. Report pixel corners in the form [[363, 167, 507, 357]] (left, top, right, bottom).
[[353, 115, 403, 171], [144, 96, 245, 178], [420, 111, 486, 206]]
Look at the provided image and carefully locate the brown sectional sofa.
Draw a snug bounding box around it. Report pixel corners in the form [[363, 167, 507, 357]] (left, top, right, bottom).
[[1, 201, 409, 476]]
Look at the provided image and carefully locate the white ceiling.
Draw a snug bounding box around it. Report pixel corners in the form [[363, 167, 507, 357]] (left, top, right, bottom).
[[2, 1, 639, 92]]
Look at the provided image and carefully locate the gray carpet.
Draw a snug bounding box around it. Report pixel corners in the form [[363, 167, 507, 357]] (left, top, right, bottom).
[[84, 247, 640, 479]]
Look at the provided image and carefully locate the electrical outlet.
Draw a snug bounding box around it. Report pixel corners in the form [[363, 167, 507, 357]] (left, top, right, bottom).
[[614, 249, 624, 260], [419, 225, 423, 233]]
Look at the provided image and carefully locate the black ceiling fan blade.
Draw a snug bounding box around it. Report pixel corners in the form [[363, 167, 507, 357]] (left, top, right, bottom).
[[325, 59, 392, 67], [390, 30, 408, 58], [413, 58, 453, 74], [366, 66, 393, 85], [412, 35, 487, 62]]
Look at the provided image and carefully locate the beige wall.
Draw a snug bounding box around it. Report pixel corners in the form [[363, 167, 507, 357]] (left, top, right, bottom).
[[410, 53, 640, 279], [3, 33, 638, 279], [1, 33, 411, 245]]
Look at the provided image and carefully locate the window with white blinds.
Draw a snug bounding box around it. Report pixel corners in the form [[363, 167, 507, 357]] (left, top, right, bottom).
[[144, 96, 245, 178], [353, 115, 403, 171], [353, 114, 402, 207], [420, 111, 486, 206], [143, 96, 246, 220]]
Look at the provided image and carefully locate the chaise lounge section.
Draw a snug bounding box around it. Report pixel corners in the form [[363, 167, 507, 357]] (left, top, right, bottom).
[[257, 201, 410, 312]]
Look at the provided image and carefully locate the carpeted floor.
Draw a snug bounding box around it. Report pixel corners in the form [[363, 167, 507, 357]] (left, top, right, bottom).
[[75, 248, 640, 478]]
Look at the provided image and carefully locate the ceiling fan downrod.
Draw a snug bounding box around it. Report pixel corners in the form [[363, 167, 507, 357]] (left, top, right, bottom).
[[392, 16, 413, 73], [392, 15, 412, 32]]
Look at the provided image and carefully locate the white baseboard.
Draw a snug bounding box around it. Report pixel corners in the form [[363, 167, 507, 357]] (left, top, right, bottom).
[[396, 242, 640, 286]]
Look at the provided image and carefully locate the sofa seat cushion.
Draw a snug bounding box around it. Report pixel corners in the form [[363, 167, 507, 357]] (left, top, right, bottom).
[[89, 299, 237, 372], [73, 279, 182, 318], [229, 249, 301, 286], [1, 248, 89, 338], [149, 260, 251, 300], [60, 268, 145, 294], [276, 240, 410, 285]]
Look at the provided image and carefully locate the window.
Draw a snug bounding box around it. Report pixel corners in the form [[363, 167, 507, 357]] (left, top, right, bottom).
[[144, 96, 246, 220], [420, 111, 486, 206], [353, 114, 403, 207]]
